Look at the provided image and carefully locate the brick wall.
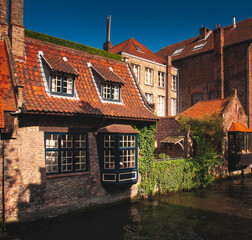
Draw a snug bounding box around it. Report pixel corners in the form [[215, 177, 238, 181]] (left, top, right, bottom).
[[122, 53, 178, 116], [2, 115, 139, 222], [0, 0, 8, 40]]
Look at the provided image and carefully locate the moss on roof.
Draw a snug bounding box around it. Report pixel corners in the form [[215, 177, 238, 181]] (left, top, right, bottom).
[[25, 29, 121, 61]]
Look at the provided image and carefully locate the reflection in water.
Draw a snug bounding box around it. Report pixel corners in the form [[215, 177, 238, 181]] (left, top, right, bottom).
[[3, 176, 252, 240]]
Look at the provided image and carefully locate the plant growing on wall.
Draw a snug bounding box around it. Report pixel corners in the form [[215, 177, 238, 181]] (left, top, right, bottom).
[[178, 114, 225, 156]]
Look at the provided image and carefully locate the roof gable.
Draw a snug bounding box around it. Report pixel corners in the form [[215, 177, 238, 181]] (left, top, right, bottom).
[[15, 38, 157, 121], [113, 38, 165, 65], [228, 122, 252, 132]]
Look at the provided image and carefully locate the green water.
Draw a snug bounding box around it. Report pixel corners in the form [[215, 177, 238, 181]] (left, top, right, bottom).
[[3, 175, 252, 240]]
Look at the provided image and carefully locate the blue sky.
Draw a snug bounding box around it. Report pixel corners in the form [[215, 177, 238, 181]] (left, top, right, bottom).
[[23, 0, 252, 53]]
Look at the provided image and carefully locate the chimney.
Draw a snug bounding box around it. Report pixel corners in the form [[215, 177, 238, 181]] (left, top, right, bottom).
[[0, 0, 8, 40], [199, 27, 210, 40], [103, 15, 113, 52], [213, 25, 224, 99], [232, 16, 236, 28], [9, 0, 25, 58], [232, 88, 237, 97]]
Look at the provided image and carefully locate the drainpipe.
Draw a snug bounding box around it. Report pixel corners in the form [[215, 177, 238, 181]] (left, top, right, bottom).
[[247, 43, 251, 128], [177, 69, 180, 114], [0, 133, 5, 231]]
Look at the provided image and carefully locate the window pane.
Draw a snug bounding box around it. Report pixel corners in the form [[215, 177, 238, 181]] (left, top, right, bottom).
[[46, 134, 58, 148], [112, 85, 120, 100], [46, 151, 58, 173], [75, 150, 86, 170], [52, 74, 61, 93], [158, 96, 165, 117], [120, 150, 135, 169], [171, 75, 176, 90], [120, 135, 135, 148], [103, 83, 111, 99], [61, 134, 73, 148], [63, 76, 73, 94], [75, 135, 86, 148], [104, 150, 115, 169], [61, 151, 73, 171], [104, 135, 115, 148]]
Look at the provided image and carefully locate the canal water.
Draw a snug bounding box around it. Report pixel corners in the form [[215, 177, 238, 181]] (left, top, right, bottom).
[[2, 175, 252, 240]]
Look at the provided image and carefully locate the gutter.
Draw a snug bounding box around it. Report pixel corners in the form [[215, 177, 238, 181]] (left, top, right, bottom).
[[0, 133, 5, 231]]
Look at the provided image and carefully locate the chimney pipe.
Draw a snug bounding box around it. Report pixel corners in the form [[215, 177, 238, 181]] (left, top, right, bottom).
[[232, 16, 236, 28], [103, 15, 113, 52], [106, 15, 111, 42]]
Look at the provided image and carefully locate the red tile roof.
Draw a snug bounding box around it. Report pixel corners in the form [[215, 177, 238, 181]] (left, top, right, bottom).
[[15, 38, 157, 121], [97, 124, 139, 134], [228, 122, 252, 132], [179, 99, 227, 119], [42, 52, 78, 75], [113, 38, 166, 65], [0, 41, 17, 128], [91, 64, 125, 84], [157, 17, 252, 61]]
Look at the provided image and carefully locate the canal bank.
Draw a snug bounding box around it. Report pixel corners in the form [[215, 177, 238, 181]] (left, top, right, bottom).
[[1, 174, 251, 240]]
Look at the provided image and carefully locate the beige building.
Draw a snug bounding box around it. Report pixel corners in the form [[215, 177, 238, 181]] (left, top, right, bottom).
[[112, 38, 179, 117]]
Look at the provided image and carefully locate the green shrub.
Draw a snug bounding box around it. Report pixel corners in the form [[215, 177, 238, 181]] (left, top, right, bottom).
[[25, 29, 122, 61]]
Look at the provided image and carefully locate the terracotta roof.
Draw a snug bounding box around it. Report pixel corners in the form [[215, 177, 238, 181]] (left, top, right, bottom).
[[228, 122, 252, 132], [15, 37, 157, 121], [98, 124, 139, 134], [113, 38, 166, 65], [157, 17, 252, 61], [179, 99, 227, 119], [0, 41, 16, 129], [91, 64, 125, 85], [42, 52, 78, 76]]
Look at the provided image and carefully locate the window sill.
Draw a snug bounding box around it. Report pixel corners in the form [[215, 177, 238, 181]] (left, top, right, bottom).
[[46, 171, 90, 179], [171, 89, 176, 92], [158, 86, 165, 89], [145, 83, 153, 86]]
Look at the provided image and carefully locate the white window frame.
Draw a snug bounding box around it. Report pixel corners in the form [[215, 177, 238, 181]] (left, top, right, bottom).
[[158, 96, 165, 117], [132, 64, 140, 83], [145, 67, 154, 86], [171, 98, 177, 116], [172, 47, 184, 56], [145, 93, 153, 104], [158, 71, 165, 88], [171, 75, 176, 91]]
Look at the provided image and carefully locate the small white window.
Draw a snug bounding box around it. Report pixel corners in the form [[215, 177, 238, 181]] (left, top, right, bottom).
[[158, 72, 165, 88], [171, 75, 176, 91], [132, 64, 140, 83], [145, 93, 153, 104], [145, 68, 154, 85], [192, 42, 207, 51], [171, 98, 177, 116], [134, 44, 143, 52], [172, 48, 184, 56], [158, 96, 165, 117]]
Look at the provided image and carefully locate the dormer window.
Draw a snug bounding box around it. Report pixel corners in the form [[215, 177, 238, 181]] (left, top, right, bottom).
[[88, 63, 125, 103], [39, 51, 79, 98], [102, 83, 120, 101], [172, 47, 184, 56], [51, 74, 74, 96]]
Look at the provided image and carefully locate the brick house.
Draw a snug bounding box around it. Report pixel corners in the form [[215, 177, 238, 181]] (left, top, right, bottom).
[[155, 90, 252, 171], [0, 0, 157, 222], [157, 17, 252, 127], [112, 38, 179, 117]]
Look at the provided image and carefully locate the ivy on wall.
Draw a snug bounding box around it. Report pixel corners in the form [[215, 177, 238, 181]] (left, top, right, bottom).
[[134, 114, 226, 197]]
